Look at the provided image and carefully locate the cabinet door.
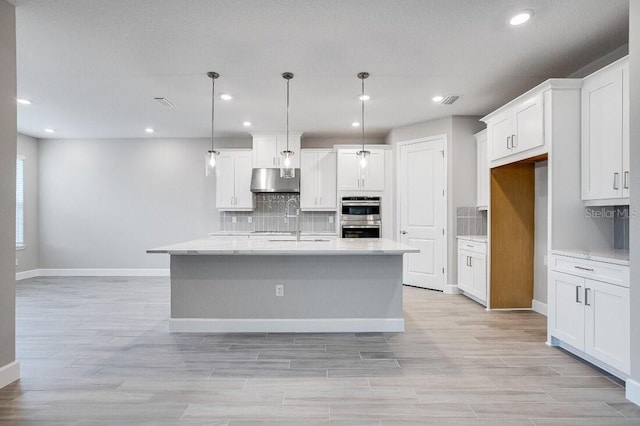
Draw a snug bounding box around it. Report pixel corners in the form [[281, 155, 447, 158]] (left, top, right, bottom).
[[581, 66, 624, 200], [233, 152, 254, 209], [471, 253, 487, 301], [337, 150, 361, 191], [622, 62, 630, 198], [253, 135, 278, 168], [457, 251, 473, 293], [549, 271, 585, 350], [476, 134, 488, 209], [215, 152, 236, 210], [276, 135, 301, 168], [316, 151, 337, 209], [361, 150, 385, 191], [300, 151, 318, 209], [487, 111, 512, 162], [584, 280, 630, 374], [512, 93, 544, 153]]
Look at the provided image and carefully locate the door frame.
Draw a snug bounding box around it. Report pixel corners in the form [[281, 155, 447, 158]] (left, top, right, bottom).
[[395, 134, 448, 289]]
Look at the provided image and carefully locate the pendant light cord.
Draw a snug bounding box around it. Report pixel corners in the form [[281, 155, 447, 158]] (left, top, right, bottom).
[[361, 76, 365, 151], [286, 76, 290, 151], [211, 75, 215, 151]]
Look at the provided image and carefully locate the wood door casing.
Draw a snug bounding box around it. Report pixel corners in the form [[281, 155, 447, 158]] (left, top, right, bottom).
[[490, 163, 535, 309]]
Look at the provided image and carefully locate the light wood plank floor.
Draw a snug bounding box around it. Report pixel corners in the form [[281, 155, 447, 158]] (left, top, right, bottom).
[[1, 277, 637, 425]]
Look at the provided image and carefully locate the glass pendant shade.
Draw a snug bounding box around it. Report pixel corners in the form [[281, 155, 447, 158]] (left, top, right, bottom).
[[356, 149, 370, 178], [280, 150, 295, 178], [205, 150, 219, 177]]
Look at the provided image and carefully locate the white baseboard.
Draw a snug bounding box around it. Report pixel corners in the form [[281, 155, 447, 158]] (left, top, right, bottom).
[[15, 269, 39, 281], [532, 299, 548, 316], [169, 318, 405, 333], [0, 361, 20, 389], [444, 284, 461, 295], [627, 378, 640, 406], [37, 269, 170, 277]]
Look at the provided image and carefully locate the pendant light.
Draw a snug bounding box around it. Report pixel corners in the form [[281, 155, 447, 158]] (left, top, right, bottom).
[[205, 71, 220, 177], [280, 72, 295, 179], [356, 72, 370, 173]]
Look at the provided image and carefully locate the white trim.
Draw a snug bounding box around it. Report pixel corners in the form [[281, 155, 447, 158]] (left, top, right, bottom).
[[169, 318, 405, 333], [396, 134, 448, 291], [532, 299, 548, 316], [626, 378, 640, 406], [16, 269, 39, 280], [38, 269, 170, 277], [0, 361, 20, 389], [443, 284, 461, 295]]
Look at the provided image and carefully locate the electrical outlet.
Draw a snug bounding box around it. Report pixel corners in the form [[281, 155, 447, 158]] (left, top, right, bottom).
[[247, 216, 253, 224], [232, 216, 237, 224], [275, 284, 284, 297], [328, 216, 334, 224]]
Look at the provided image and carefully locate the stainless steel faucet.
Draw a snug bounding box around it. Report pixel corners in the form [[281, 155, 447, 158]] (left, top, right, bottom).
[[285, 197, 301, 242]]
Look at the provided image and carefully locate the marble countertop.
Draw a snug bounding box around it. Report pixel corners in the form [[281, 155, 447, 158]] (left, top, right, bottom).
[[552, 249, 630, 266], [456, 235, 488, 243], [148, 237, 419, 256], [209, 231, 338, 237]]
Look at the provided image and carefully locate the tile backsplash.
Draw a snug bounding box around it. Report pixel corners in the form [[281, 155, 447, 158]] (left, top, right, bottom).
[[456, 207, 487, 236], [219, 193, 337, 234], [613, 205, 630, 250]]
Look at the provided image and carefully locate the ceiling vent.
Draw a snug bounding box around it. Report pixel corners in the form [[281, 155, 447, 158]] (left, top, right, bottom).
[[441, 95, 461, 105], [153, 97, 176, 107]]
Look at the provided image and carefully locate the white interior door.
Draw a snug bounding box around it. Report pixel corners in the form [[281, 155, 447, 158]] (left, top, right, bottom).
[[399, 138, 445, 291]]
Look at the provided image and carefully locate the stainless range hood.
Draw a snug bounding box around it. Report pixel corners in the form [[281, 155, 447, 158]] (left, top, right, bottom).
[[250, 168, 300, 193]]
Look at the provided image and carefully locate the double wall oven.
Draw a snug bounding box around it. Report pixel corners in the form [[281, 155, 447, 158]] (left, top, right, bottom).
[[340, 196, 381, 238]]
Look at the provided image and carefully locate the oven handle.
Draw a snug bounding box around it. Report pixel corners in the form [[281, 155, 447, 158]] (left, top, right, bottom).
[[342, 225, 381, 229], [341, 202, 381, 207]]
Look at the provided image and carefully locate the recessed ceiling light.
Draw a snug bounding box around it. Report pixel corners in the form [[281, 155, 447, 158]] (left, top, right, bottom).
[[242, 121, 252, 127], [44, 128, 56, 133], [219, 93, 233, 101], [510, 11, 532, 26], [351, 122, 360, 127], [359, 94, 370, 101], [145, 128, 155, 133], [432, 95, 444, 102], [17, 99, 32, 105]]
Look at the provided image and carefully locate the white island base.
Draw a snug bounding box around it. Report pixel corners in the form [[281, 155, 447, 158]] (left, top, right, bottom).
[[149, 238, 417, 333]]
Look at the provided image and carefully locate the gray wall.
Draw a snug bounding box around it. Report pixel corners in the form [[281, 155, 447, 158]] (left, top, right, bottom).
[[385, 116, 485, 286], [16, 134, 39, 273], [629, 0, 640, 393], [37, 138, 246, 269], [0, 0, 16, 373]]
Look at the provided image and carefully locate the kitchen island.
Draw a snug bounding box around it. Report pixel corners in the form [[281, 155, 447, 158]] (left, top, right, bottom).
[[147, 237, 418, 333]]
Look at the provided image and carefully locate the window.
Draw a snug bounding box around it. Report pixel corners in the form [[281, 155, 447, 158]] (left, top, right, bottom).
[[16, 155, 24, 248]]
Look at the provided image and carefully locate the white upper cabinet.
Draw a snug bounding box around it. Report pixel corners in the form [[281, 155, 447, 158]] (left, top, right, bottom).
[[252, 134, 302, 169], [215, 150, 254, 211], [300, 150, 337, 211], [581, 57, 629, 205], [482, 80, 581, 168], [485, 93, 543, 165], [337, 148, 385, 191], [475, 130, 488, 210]]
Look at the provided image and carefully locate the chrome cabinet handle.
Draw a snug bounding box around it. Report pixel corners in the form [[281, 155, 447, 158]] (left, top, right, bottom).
[[512, 134, 517, 148], [507, 136, 511, 149], [465, 244, 474, 248], [614, 172, 620, 190], [624, 171, 630, 189], [574, 266, 594, 272], [585, 288, 591, 306], [576, 285, 582, 303]]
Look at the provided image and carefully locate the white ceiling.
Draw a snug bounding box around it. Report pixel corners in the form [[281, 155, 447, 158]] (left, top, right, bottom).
[[14, 0, 628, 140]]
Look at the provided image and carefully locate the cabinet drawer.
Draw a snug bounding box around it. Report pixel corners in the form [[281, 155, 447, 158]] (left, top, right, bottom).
[[457, 239, 487, 255], [551, 255, 629, 288]]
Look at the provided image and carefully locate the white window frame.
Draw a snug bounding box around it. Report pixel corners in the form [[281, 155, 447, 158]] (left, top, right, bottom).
[[16, 154, 25, 250]]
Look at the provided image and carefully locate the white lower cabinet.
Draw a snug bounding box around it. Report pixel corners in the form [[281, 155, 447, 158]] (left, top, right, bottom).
[[456, 238, 487, 304], [549, 254, 630, 376]]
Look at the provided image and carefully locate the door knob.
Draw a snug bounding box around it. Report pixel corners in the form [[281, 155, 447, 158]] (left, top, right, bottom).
[[401, 230, 408, 235]]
